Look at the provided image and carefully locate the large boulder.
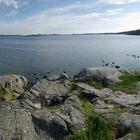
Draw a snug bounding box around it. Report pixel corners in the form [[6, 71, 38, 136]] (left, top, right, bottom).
[[75, 67, 123, 85], [117, 113, 140, 137], [0, 75, 28, 97], [0, 103, 40, 140], [31, 79, 68, 97], [57, 95, 87, 132], [19, 79, 69, 107], [32, 110, 69, 140]]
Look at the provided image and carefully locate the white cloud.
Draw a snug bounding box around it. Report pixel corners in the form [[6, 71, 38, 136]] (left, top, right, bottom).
[[0, 0, 18, 8], [0, 3, 140, 34], [106, 8, 122, 15], [101, 0, 140, 5], [75, 1, 81, 4]]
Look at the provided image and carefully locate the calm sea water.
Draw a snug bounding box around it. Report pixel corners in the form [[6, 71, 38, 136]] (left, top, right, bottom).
[[0, 34, 140, 79]]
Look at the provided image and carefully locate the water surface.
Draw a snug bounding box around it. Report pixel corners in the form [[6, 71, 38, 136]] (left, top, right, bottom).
[[0, 34, 140, 79]]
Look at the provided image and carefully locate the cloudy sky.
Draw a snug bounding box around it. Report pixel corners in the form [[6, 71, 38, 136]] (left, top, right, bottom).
[[0, 0, 140, 34]]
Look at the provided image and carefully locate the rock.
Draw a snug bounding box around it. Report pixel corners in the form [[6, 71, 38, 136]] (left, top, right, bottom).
[[32, 110, 69, 140], [0, 93, 87, 140], [116, 133, 138, 140], [60, 73, 69, 80], [117, 113, 140, 137], [25, 79, 69, 105], [75, 67, 123, 84], [57, 95, 87, 132], [0, 97, 4, 102], [31, 79, 68, 97], [0, 103, 40, 140], [0, 75, 28, 97], [108, 91, 140, 107], [11, 99, 39, 110], [46, 73, 69, 82], [76, 82, 112, 99], [94, 99, 121, 123], [47, 74, 61, 81]]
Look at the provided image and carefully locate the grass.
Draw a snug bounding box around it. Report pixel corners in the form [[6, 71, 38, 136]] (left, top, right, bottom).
[[3, 93, 15, 101], [109, 74, 140, 94], [113, 107, 124, 114], [0, 89, 15, 101], [135, 130, 140, 139], [81, 77, 104, 90], [68, 78, 78, 92], [48, 104, 61, 111]]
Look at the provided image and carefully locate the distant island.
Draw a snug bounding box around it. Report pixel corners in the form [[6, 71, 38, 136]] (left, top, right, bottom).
[[118, 29, 140, 35], [24, 28, 140, 37], [0, 29, 140, 37]]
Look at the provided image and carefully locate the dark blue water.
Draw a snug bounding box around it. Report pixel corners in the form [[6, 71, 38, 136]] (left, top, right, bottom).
[[0, 34, 140, 79]]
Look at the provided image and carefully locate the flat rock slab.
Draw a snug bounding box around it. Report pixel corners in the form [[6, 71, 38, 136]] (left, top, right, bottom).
[[76, 82, 112, 98], [31, 79, 68, 98], [108, 91, 140, 107]]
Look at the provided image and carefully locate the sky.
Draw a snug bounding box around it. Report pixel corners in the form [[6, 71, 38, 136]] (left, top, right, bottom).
[[0, 0, 140, 35]]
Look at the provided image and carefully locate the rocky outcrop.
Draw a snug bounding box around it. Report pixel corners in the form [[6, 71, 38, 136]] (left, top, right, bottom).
[[19, 79, 69, 107], [0, 75, 28, 97], [75, 71, 140, 140], [0, 68, 140, 140], [32, 95, 86, 140], [0, 103, 40, 140], [56, 95, 87, 132], [0, 93, 86, 140]]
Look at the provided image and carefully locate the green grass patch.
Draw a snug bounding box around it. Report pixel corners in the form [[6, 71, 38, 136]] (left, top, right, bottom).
[[80, 99, 94, 117], [110, 74, 140, 94], [0, 88, 15, 101], [81, 77, 104, 90], [68, 78, 78, 92], [48, 104, 61, 111], [135, 130, 140, 139], [113, 107, 124, 114]]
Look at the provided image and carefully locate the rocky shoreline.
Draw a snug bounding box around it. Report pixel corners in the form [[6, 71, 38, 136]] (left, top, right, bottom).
[[0, 67, 140, 140]]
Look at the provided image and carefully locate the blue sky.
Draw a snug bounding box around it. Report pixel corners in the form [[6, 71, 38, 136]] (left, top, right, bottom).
[[0, 0, 140, 34]]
